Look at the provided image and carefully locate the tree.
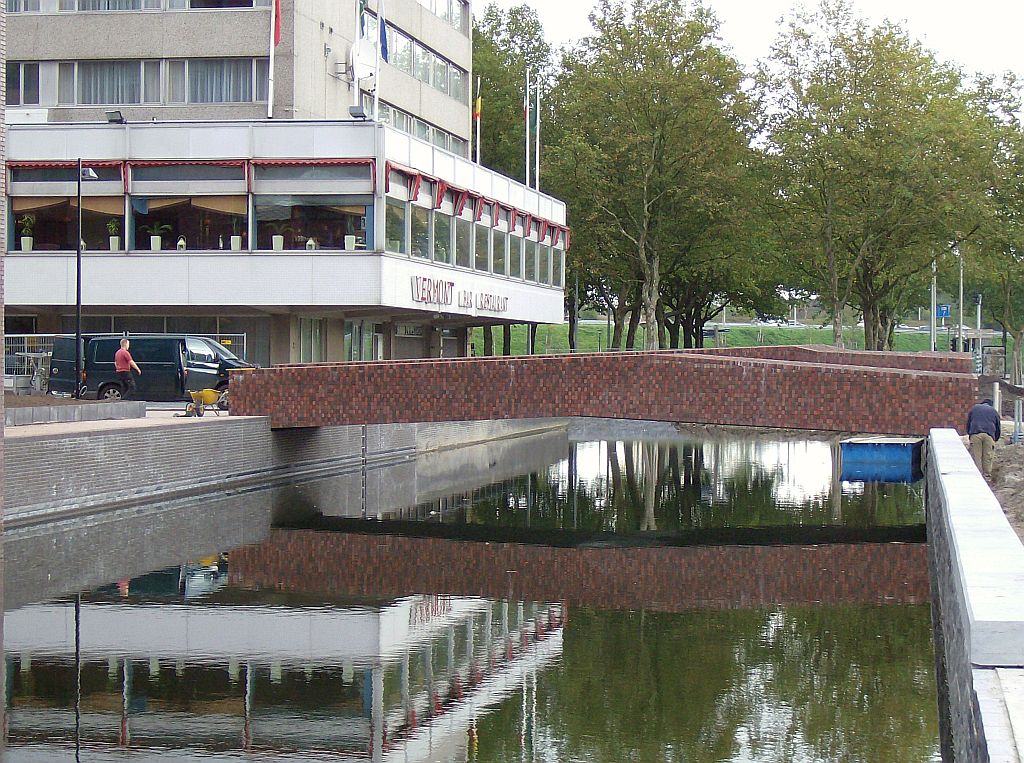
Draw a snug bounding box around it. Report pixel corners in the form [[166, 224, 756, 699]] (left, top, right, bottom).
[[759, 0, 999, 349], [472, 4, 553, 181], [550, 0, 756, 350]]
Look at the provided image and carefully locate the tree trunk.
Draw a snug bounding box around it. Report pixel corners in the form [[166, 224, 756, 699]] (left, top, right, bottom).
[[656, 300, 668, 350], [567, 291, 578, 352], [503, 325, 512, 355], [667, 317, 681, 349], [482, 326, 494, 356], [640, 253, 661, 350], [625, 305, 641, 349], [640, 442, 658, 532], [1014, 328, 1024, 386]]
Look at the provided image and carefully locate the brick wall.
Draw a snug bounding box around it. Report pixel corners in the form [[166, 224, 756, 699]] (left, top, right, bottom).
[[230, 529, 930, 611], [684, 344, 974, 373], [231, 348, 978, 435]]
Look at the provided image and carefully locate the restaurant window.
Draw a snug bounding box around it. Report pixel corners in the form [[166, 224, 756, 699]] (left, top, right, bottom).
[[132, 195, 248, 250], [492, 227, 506, 276], [411, 206, 430, 259], [539, 244, 551, 285], [11, 196, 126, 252], [474, 220, 490, 272], [455, 217, 472, 268], [553, 245, 564, 288], [509, 233, 523, 279], [385, 198, 408, 254], [254, 195, 368, 250], [525, 238, 537, 281], [433, 212, 453, 264]]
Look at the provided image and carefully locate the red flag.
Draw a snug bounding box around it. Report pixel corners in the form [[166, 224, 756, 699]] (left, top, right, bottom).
[[273, 0, 282, 46]]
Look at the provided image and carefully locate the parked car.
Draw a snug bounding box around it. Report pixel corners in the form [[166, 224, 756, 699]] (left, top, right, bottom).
[[48, 334, 255, 403]]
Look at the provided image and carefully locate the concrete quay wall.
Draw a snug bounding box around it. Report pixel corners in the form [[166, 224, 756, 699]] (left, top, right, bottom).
[[2, 416, 566, 527], [927, 429, 1024, 762]]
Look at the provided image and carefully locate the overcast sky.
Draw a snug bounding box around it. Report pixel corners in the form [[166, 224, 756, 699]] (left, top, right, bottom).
[[480, 0, 1024, 79]]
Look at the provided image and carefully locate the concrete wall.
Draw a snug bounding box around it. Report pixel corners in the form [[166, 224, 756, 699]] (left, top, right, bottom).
[[926, 429, 1024, 762], [2, 415, 568, 526], [230, 349, 978, 436]]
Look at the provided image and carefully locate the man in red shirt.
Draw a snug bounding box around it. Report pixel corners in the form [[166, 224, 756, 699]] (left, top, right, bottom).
[[114, 338, 142, 400]]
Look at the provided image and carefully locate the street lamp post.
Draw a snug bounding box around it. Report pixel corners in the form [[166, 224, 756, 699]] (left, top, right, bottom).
[[957, 247, 964, 354], [74, 159, 99, 399]]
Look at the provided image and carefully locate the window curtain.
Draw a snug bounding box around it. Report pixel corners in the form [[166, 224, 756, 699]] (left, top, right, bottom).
[[78, 61, 141, 104], [189, 59, 252, 103], [78, 0, 142, 10]]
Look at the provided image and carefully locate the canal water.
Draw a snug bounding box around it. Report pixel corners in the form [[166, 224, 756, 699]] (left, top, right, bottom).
[[3, 426, 940, 761]]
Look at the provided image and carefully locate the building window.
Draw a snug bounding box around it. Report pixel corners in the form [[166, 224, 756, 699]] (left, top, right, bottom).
[[553, 245, 564, 288], [6, 62, 40, 106], [525, 239, 537, 281], [56, 0, 267, 9], [385, 199, 408, 254], [474, 220, 490, 272], [6, 0, 41, 11], [57, 58, 267, 105], [539, 244, 552, 285], [376, 17, 467, 103], [492, 228, 507, 276], [509, 234, 523, 279], [132, 195, 248, 250], [455, 217, 472, 268], [255, 195, 368, 250], [10, 196, 125, 251], [433, 212, 452, 264], [411, 206, 430, 259], [189, 58, 255, 103]]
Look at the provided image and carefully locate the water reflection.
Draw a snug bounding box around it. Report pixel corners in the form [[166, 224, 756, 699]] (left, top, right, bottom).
[[388, 436, 923, 534], [2, 424, 938, 761]]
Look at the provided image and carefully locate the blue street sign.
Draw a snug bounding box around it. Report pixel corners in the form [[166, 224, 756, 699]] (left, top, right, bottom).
[[936, 304, 951, 318]]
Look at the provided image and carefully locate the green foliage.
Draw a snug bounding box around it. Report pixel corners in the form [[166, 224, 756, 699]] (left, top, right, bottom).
[[17, 213, 35, 236]]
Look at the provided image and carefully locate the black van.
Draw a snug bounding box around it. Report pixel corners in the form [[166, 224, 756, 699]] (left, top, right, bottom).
[[48, 334, 255, 402]]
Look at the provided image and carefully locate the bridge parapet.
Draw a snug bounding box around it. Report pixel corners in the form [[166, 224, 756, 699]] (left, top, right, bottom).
[[230, 347, 977, 435]]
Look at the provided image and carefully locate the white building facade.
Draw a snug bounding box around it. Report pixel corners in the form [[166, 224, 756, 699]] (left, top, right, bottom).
[[4, 0, 567, 365]]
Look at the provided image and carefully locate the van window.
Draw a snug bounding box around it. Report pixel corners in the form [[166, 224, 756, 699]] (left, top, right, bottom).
[[186, 337, 216, 363], [90, 339, 120, 364], [131, 339, 180, 363]]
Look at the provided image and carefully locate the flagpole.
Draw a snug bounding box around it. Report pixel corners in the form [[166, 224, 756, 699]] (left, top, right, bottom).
[[266, 0, 277, 118], [534, 72, 540, 190], [475, 75, 482, 164], [352, 1, 362, 108], [525, 67, 531, 187], [373, 0, 384, 121]]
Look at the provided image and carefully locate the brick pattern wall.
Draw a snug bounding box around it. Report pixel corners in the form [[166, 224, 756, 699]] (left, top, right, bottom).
[[231, 348, 977, 435], [230, 529, 931, 611], [684, 344, 974, 374]]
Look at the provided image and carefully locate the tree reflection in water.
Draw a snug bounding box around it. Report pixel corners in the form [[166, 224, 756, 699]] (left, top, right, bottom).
[[472, 604, 939, 763], [456, 438, 923, 534]]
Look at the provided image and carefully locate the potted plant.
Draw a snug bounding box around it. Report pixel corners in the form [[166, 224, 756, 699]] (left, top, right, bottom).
[[141, 221, 173, 251], [230, 217, 244, 251], [18, 213, 35, 252], [107, 218, 121, 251], [267, 221, 295, 251]]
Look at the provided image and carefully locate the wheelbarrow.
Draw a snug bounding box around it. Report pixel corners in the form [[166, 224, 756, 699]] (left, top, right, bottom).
[[184, 388, 227, 417]]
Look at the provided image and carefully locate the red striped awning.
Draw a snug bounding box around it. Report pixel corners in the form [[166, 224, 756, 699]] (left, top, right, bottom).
[[8, 160, 123, 169], [251, 158, 373, 167]]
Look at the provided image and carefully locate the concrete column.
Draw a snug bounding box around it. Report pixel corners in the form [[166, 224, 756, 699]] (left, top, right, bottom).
[[382, 322, 394, 360], [269, 314, 296, 365], [428, 326, 443, 358], [324, 317, 347, 362]]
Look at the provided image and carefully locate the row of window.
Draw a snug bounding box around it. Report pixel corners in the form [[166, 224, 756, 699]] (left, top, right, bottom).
[[364, 14, 468, 105], [413, 0, 468, 35], [361, 95, 469, 158], [7, 58, 269, 107], [385, 199, 566, 288], [8, 0, 271, 11]]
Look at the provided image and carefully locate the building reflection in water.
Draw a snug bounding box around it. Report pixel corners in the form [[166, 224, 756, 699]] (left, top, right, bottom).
[[4, 565, 565, 761]]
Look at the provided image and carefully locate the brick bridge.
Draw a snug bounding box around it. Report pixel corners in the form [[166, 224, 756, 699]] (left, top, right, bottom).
[[230, 345, 977, 436]]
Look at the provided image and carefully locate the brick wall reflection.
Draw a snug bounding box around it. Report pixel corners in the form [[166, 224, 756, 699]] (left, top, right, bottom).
[[231, 346, 976, 435], [229, 530, 930, 610]]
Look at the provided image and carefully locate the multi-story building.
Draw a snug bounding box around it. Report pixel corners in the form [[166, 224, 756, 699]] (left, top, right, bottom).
[[4, 0, 567, 365]]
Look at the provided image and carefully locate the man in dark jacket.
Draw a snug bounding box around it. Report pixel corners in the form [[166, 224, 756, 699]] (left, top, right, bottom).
[[966, 399, 1001, 478]]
